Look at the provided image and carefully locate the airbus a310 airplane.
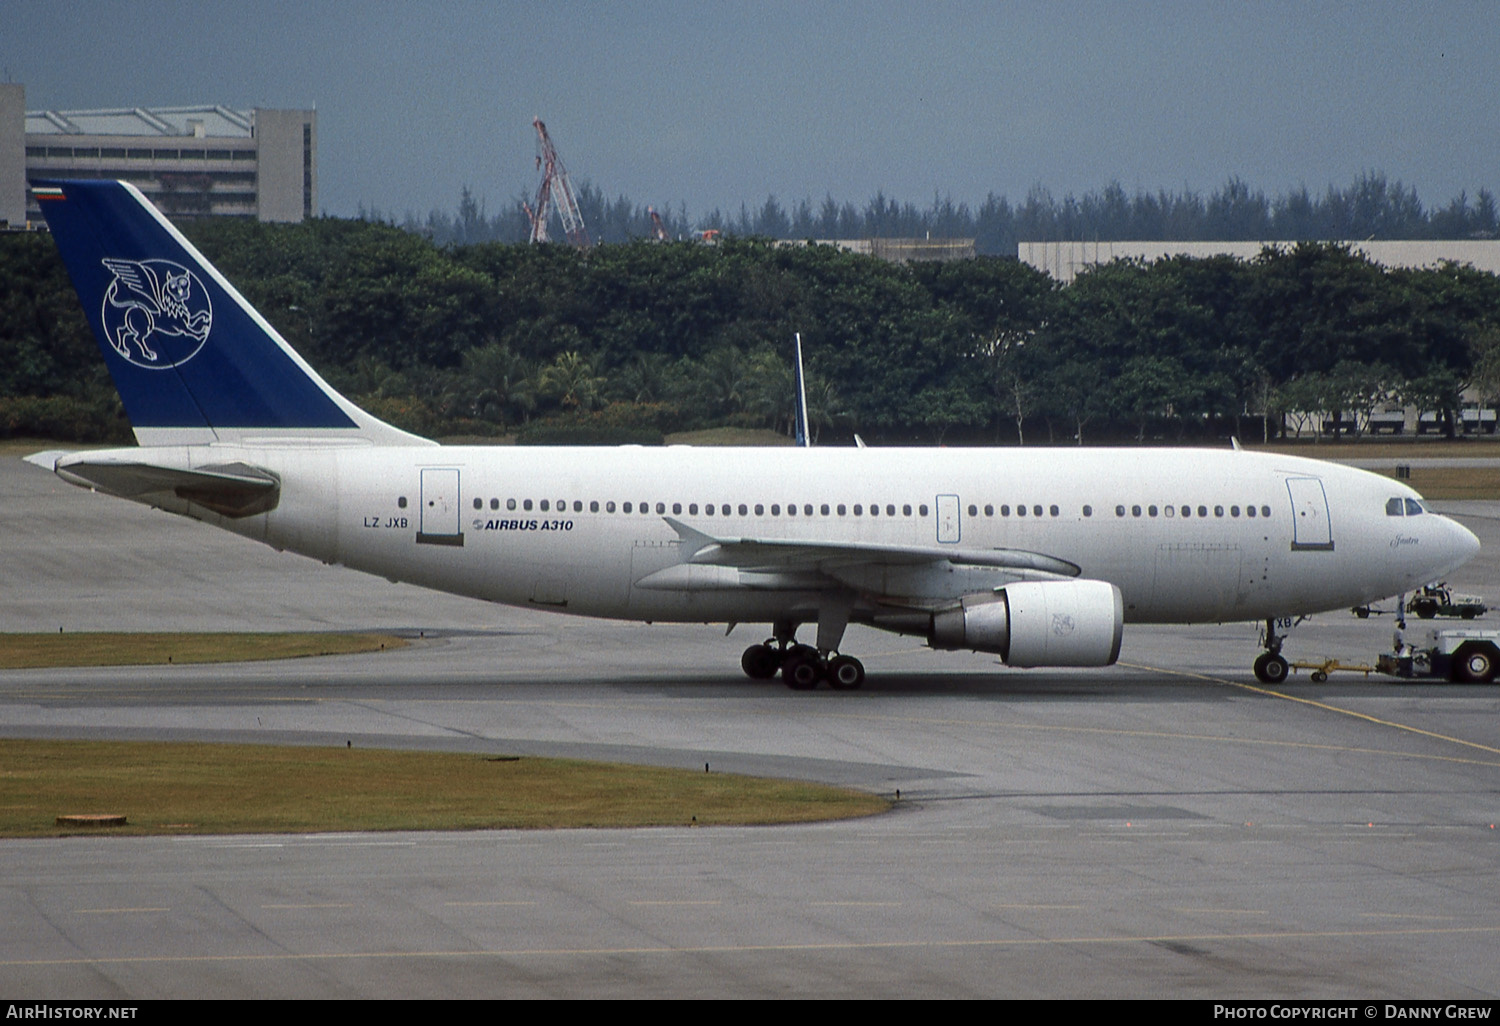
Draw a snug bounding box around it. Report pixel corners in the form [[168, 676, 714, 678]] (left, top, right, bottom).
[[24, 179, 1484, 687]]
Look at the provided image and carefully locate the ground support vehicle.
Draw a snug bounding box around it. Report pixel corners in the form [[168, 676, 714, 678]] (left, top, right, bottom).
[[1407, 583, 1487, 620], [1376, 629, 1500, 683]]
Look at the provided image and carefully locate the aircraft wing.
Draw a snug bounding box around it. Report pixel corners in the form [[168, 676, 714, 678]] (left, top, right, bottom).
[[638, 517, 1080, 602], [28, 450, 280, 519]]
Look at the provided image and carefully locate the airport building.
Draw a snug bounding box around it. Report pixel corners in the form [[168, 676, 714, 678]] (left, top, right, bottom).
[[782, 237, 976, 263], [1019, 239, 1500, 283], [0, 83, 315, 227]]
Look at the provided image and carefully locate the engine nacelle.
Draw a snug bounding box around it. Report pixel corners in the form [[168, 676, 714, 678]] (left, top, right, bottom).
[[928, 579, 1124, 667]]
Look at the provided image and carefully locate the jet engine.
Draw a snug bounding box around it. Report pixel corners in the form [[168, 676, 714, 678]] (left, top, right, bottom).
[[928, 579, 1124, 667]]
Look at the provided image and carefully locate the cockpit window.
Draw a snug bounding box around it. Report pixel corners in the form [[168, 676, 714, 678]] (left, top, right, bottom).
[[1404, 498, 1425, 516], [1386, 497, 1405, 516]]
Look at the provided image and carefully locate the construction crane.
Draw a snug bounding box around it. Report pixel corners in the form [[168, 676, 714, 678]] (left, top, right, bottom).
[[648, 206, 669, 242], [523, 118, 591, 250]]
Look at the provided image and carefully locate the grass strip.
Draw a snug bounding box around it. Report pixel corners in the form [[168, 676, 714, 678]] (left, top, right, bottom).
[[0, 739, 889, 836], [1371, 466, 1500, 500], [0, 632, 407, 670]]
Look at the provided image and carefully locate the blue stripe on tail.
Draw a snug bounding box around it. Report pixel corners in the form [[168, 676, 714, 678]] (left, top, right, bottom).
[[36, 179, 355, 435]]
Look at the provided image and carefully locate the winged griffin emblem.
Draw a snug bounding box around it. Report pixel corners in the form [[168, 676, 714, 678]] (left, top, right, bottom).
[[99, 258, 213, 368]]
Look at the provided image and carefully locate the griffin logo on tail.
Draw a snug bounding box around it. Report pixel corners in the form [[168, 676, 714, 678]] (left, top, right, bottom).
[[100, 258, 213, 368]]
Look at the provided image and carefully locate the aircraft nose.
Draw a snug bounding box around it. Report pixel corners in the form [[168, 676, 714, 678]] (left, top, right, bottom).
[[1439, 516, 1480, 574]]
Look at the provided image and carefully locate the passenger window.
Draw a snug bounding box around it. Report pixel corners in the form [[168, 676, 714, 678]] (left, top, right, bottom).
[[805, 504, 814, 516], [1164, 505, 1174, 518], [755, 504, 764, 515], [820, 504, 830, 516], [968, 504, 978, 516], [657, 502, 667, 514], [1197, 506, 1208, 518], [1149, 505, 1158, 517], [1082, 505, 1092, 517], [772, 504, 781, 516], [590, 501, 600, 513], [868, 504, 876, 516], [622, 502, 631, 513], [919, 505, 929, 516], [1018, 505, 1027, 517], [523, 499, 534, 511], [886, 505, 896, 516], [739, 504, 749, 516], [540, 500, 550, 512], [853, 504, 862, 516], [1246, 505, 1255, 518], [1230, 505, 1240, 517], [398, 496, 408, 509], [1181, 505, 1190, 517], [985, 504, 994, 516], [704, 504, 713, 515], [689, 503, 699, 515], [836, 504, 846, 516], [673, 502, 682, 515], [1115, 505, 1125, 517], [1001, 505, 1011, 516], [1261, 505, 1271, 517], [473, 498, 482, 510], [491, 498, 500, 510], [606, 501, 616, 513], [507, 498, 517, 511], [1132, 505, 1142, 517], [903, 504, 912, 516], [1214, 505, 1224, 517]]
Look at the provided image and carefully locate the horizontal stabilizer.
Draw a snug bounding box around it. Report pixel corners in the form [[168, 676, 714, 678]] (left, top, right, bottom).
[[45, 451, 280, 518]]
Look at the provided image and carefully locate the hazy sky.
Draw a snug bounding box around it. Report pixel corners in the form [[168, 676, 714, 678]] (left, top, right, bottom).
[[6, 1, 1498, 220]]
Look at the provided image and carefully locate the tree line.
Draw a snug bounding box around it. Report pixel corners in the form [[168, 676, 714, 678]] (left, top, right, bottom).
[[396, 172, 1499, 255], [2, 215, 1498, 445]]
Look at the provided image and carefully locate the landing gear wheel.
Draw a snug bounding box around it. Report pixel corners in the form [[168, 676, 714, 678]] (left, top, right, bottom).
[[1254, 652, 1290, 684], [741, 643, 782, 680], [1310, 670, 1328, 683], [826, 655, 865, 690], [783, 653, 823, 690], [1452, 644, 1497, 684]]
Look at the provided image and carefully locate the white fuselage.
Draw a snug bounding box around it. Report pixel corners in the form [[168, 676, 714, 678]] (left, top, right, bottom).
[[132, 443, 1477, 629]]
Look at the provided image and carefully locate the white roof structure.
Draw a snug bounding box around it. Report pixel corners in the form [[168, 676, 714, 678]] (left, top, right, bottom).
[[1020, 239, 1500, 283], [25, 105, 254, 138]]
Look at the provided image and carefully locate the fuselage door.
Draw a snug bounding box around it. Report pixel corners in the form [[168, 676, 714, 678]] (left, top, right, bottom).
[[417, 467, 464, 546], [936, 494, 961, 544], [1285, 477, 1333, 551]]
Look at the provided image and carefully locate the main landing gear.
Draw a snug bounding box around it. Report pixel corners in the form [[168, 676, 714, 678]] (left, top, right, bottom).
[[740, 621, 865, 690], [1253, 617, 1290, 684]]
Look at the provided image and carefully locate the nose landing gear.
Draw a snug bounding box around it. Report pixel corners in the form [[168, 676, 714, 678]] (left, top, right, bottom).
[[1253, 618, 1290, 684]]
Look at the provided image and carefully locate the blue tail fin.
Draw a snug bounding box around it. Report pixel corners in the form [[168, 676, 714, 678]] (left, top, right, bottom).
[[34, 179, 431, 447]]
